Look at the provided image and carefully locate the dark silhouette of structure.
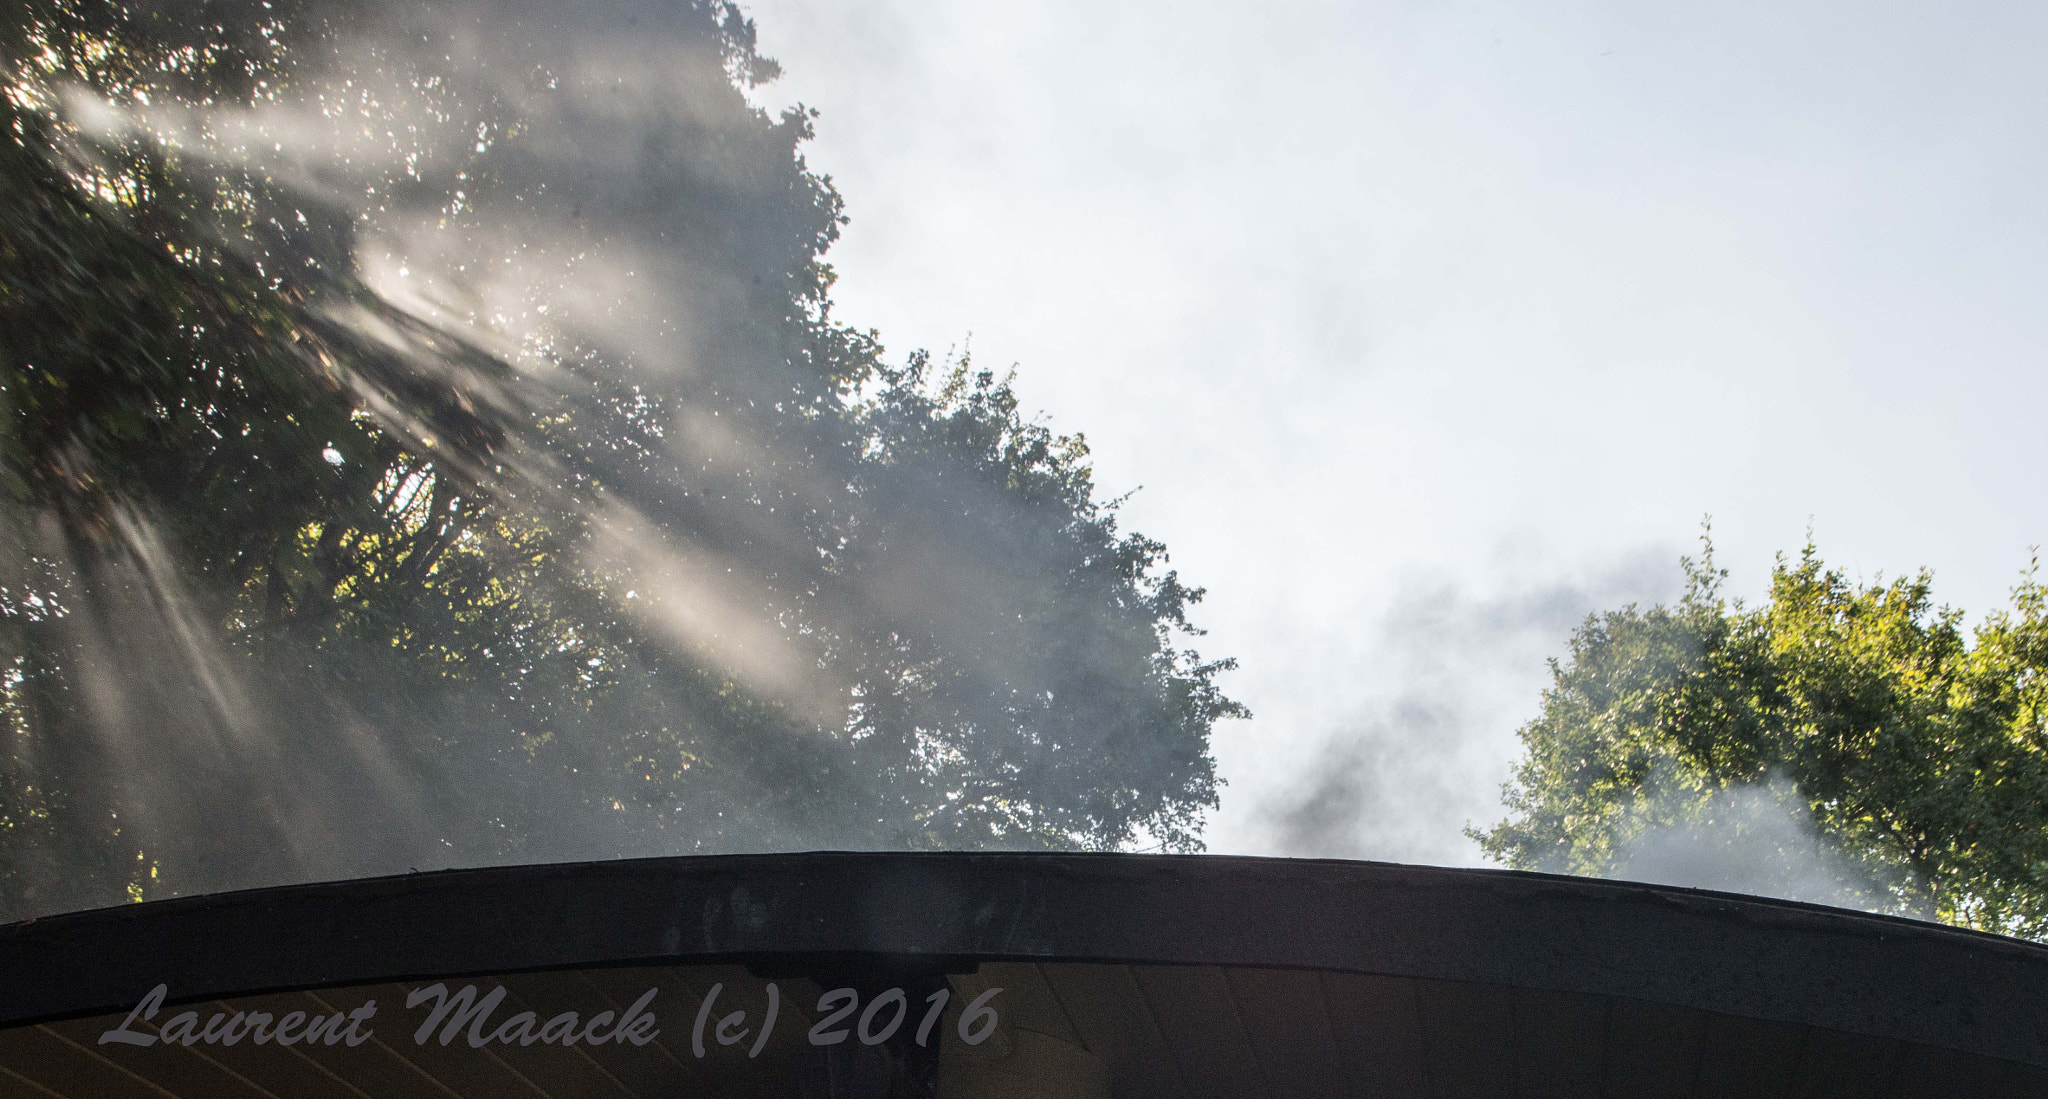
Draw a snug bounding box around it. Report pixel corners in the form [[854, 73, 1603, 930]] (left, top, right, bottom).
[[1, 852, 2042, 1096]]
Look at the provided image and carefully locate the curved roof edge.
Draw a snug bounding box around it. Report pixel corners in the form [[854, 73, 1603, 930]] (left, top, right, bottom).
[[4, 852, 2045, 1067]]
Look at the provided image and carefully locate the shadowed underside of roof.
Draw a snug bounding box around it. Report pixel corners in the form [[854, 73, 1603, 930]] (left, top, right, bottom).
[[0, 852, 2042, 1097]]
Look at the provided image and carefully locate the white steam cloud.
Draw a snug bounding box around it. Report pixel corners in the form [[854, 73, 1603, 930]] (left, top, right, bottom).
[[1612, 774, 1875, 912]]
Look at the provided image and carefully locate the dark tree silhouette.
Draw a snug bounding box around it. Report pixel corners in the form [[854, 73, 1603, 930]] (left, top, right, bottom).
[[0, 0, 1244, 919]]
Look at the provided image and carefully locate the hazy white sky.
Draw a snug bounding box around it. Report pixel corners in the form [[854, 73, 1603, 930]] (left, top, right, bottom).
[[742, 0, 2048, 863]]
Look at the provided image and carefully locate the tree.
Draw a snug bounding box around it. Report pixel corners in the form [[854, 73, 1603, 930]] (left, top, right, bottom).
[[1473, 533, 2048, 940], [0, 0, 1243, 920]]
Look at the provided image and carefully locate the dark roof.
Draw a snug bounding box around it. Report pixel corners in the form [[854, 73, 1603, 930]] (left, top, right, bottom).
[[1, 852, 2043, 1096]]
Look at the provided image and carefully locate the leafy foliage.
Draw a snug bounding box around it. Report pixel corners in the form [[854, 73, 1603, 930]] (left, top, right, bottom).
[[1474, 533, 2048, 940], [0, 0, 1241, 919]]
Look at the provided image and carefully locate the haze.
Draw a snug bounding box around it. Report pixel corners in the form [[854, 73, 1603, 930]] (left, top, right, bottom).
[[743, 0, 2048, 863]]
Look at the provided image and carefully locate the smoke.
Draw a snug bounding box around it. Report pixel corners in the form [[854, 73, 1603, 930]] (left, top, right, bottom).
[[1610, 773, 1876, 911], [1259, 545, 1677, 865], [0, 0, 1239, 917], [1255, 543, 1883, 912]]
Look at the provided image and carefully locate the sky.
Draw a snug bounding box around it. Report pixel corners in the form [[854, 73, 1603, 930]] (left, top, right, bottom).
[[740, 0, 2048, 865]]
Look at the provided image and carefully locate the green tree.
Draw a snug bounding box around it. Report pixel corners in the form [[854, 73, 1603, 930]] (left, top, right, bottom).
[[1474, 534, 2048, 940], [0, 0, 1242, 920]]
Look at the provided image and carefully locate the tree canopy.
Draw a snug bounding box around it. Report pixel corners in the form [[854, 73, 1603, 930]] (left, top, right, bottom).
[[1474, 534, 2048, 940], [0, 0, 1243, 920]]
